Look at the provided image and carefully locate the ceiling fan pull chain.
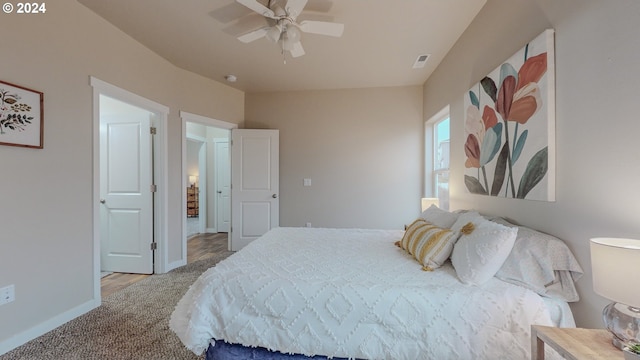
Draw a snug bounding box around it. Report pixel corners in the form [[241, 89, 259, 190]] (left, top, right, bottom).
[[280, 33, 287, 64]]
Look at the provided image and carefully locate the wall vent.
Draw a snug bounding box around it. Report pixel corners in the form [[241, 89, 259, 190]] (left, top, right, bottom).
[[413, 54, 430, 69]]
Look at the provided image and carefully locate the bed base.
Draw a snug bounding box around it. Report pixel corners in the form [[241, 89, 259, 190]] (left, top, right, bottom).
[[206, 340, 361, 360]]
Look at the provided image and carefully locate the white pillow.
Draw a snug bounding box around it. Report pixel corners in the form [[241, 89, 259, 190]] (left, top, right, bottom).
[[489, 216, 583, 302], [449, 212, 518, 286], [420, 204, 459, 228]]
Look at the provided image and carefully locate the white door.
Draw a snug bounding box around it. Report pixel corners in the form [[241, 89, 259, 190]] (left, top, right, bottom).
[[197, 141, 207, 234], [100, 113, 154, 274], [215, 138, 231, 233], [231, 129, 279, 251]]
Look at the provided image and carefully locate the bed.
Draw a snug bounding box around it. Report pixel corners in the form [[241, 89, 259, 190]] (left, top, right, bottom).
[[171, 207, 583, 360]]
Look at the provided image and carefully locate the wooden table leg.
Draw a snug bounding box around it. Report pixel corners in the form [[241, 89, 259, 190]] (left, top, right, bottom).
[[531, 327, 545, 360]]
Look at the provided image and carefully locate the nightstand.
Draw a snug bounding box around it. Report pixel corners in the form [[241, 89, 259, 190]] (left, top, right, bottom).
[[531, 325, 623, 360]]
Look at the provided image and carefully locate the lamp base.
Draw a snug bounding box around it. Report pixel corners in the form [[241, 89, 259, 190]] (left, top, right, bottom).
[[603, 302, 640, 349]]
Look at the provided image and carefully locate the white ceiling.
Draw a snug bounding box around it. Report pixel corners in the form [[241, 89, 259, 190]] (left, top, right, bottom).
[[78, 0, 486, 93]]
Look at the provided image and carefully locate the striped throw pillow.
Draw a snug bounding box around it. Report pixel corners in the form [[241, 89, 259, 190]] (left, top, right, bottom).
[[398, 218, 459, 271]]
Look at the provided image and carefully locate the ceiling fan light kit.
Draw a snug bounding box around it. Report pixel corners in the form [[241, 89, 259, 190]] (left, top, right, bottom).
[[279, 25, 301, 49], [266, 25, 282, 42], [236, 0, 344, 61]]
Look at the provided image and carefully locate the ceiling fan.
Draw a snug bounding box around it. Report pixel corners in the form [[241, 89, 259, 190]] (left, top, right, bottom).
[[236, 0, 344, 59]]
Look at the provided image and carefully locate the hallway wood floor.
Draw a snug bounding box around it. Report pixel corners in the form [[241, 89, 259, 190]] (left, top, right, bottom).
[[100, 233, 228, 298]]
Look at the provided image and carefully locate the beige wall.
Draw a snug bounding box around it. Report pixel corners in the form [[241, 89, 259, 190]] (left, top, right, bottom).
[[0, 0, 243, 351], [424, 0, 640, 328], [246, 86, 424, 229]]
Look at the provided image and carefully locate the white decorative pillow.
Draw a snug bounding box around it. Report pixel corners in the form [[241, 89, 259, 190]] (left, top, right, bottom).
[[489, 217, 583, 302], [449, 212, 518, 285], [420, 204, 459, 228], [397, 218, 459, 271]]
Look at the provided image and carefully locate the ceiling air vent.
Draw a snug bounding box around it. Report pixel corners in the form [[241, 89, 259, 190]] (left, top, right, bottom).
[[413, 54, 430, 69]]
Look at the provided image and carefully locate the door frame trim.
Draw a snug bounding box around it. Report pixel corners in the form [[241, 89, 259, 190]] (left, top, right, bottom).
[[179, 111, 237, 269], [90, 77, 170, 301]]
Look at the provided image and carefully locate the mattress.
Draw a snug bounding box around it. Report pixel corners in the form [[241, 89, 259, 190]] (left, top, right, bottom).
[[171, 227, 573, 360]]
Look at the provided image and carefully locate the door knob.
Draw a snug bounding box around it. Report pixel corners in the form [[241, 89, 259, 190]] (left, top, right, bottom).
[[217, 190, 222, 194], [100, 199, 106, 204], [272, 194, 278, 198]]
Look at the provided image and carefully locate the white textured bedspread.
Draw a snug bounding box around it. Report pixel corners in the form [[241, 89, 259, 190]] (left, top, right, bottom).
[[171, 227, 564, 359]]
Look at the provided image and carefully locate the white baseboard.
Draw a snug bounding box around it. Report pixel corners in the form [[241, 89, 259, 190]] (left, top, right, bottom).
[[0, 298, 100, 356], [166, 259, 186, 273]]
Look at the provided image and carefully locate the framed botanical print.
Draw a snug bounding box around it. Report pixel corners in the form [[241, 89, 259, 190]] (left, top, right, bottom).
[[463, 29, 555, 201], [0, 80, 44, 149]]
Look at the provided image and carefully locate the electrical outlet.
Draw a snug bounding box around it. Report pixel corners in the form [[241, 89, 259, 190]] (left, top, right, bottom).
[[306, 222, 311, 228], [0, 285, 15, 306]]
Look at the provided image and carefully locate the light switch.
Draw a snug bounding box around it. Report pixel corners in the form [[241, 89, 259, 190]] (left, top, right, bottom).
[[303, 178, 312, 187]]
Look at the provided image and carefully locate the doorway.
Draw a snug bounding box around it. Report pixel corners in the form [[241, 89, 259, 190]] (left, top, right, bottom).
[[180, 111, 237, 262], [99, 95, 155, 274], [91, 77, 169, 301], [186, 137, 206, 237]]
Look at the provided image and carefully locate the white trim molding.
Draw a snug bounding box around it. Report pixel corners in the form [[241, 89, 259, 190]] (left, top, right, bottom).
[[0, 299, 99, 355]]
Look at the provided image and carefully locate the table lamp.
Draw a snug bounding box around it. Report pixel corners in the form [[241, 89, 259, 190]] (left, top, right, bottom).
[[421, 198, 439, 212], [590, 237, 640, 349]]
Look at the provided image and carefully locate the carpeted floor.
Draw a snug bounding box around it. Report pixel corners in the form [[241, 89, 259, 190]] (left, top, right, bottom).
[[1, 251, 234, 360]]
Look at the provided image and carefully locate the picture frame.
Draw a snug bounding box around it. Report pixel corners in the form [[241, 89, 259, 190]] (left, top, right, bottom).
[[463, 29, 555, 201], [0, 80, 44, 149]]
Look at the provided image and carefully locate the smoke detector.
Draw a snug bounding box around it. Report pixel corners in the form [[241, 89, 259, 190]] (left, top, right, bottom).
[[224, 74, 237, 82]]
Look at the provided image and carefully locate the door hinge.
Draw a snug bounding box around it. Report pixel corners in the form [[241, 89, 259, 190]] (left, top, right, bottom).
[[150, 127, 157, 135], [150, 184, 157, 192], [151, 242, 157, 250]]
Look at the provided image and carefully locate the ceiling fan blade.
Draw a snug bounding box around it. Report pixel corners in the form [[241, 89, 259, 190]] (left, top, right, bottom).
[[299, 20, 344, 37], [238, 27, 269, 43], [236, 0, 275, 19], [285, 0, 308, 19], [305, 0, 334, 14], [211, 2, 254, 24], [289, 41, 305, 57]]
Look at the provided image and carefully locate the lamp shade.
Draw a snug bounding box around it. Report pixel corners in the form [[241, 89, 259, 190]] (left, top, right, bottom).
[[590, 237, 640, 308], [421, 198, 439, 212]]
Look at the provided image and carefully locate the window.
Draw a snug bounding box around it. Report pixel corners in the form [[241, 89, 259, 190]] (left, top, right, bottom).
[[425, 107, 450, 210]]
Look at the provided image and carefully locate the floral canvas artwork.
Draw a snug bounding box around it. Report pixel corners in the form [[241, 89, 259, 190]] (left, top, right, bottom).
[[464, 29, 555, 201]]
